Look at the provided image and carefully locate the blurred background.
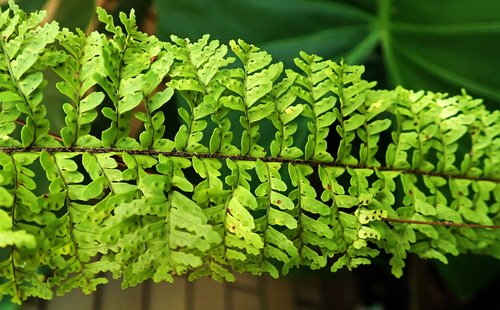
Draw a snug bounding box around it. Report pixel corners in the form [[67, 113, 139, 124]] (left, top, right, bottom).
[[1, 0, 499, 309]]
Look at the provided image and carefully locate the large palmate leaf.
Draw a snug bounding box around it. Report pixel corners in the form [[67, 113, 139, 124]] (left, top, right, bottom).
[[155, 0, 500, 106]]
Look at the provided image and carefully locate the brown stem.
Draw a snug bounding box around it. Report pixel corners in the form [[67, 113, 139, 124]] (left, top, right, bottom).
[[1, 145, 500, 230], [14, 120, 131, 170], [383, 218, 500, 229], [15, 119, 64, 143], [9, 121, 500, 182]]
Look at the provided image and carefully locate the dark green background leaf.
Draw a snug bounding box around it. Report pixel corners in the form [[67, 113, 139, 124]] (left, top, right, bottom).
[[155, 0, 500, 107]]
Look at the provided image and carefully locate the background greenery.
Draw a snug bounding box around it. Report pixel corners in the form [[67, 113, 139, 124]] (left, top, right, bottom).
[[2, 0, 499, 308]]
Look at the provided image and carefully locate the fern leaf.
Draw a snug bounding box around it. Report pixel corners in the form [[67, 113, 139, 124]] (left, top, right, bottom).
[[221, 39, 282, 157], [54, 29, 104, 147], [167, 35, 234, 153], [137, 49, 174, 151], [95, 8, 157, 149], [266, 70, 304, 159], [0, 151, 52, 302], [0, 3, 499, 302], [222, 159, 263, 265], [293, 52, 336, 162], [0, 3, 63, 147]]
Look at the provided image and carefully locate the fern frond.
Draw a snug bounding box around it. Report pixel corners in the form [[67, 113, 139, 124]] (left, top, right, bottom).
[[0, 3, 499, 303]]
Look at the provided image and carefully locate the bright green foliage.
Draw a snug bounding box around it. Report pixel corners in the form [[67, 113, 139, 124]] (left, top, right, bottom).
[[294, 52, 336, 162], [54, 29, 104, 147], [0, 2, 499, 304], [221, 40, 282, 157], [94, 7, 167, 149], [0, 2, 64, 148], [167, 34, 234, 154]]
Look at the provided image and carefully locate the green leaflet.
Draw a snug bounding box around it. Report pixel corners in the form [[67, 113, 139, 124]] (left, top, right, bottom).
[[0, 151, 53, 303], [250, 160, 300, 277], [0, 209, 35, 248], [168, 35, 234, 153], [294, 52, 336, 162], [55, 29, 104, 147], [266, 70, 304, 159], [38, 151, 109, 295], [0, 2, 63, 148], [94, 7, 162, 149], [221, 39, 282, 157], [0, 2, 499, 304]]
